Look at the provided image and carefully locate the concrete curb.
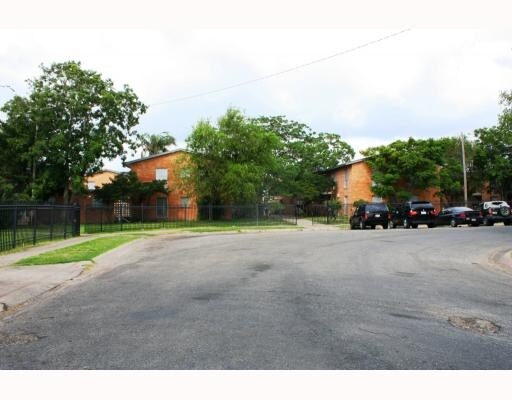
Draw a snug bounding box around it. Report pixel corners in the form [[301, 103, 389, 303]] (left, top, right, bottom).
[[489, 248, 512, 273], [0, 262, 85, 319]]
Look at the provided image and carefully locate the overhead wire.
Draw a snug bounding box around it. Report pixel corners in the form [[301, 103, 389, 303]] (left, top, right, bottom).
[[149, 28, 411, 106]]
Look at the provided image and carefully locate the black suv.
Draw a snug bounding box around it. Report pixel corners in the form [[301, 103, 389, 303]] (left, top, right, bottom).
[[390, 201, 437, 229], [350, 203, 390, 230], [479, 201, 511, 226]]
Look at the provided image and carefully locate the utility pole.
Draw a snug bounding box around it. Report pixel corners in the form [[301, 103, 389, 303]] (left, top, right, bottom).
[[461, 133, 468, 207]]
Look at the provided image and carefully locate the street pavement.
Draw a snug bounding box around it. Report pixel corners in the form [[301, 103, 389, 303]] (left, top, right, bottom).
[[1, 226, 512, 369]]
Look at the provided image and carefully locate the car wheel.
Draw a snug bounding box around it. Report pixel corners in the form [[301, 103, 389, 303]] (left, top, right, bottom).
[[359, 220, 366, 230], [471, 223, 480, 227], [350, 223, 355, 230], [483, 217, 493, 226], [403, 218, 410, 229], [411, 224, 418, 229], [450, 219, 457, 227], [428, 223, 435, 228], [499, 206, 511, 217], [382, 223, 388, 230], [371, 225, 376, 229], [504, 220, 511, 226], [388, 220, 395, 229]]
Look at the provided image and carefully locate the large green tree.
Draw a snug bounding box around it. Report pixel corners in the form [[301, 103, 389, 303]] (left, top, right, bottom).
[[0, 61, 147, 203], [252, 115, 354, 202], [472, 91, 512, 200], [362, 138, 444, 201], [437, 136, 482, 203], [185, 108, 281, 204]]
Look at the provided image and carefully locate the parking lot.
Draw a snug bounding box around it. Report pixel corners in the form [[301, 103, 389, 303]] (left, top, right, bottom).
[[1, 226, 512, 369]]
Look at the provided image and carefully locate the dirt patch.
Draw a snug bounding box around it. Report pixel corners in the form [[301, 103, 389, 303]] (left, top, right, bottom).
[[448, 316, 501, 335], [0, 331, 41, 345]]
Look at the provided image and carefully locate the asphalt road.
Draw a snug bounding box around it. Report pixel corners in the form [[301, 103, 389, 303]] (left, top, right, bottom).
[[1, 226, 512, 369]]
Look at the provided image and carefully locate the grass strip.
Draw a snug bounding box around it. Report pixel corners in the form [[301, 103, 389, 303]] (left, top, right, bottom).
[[16, 235, 141, 265]]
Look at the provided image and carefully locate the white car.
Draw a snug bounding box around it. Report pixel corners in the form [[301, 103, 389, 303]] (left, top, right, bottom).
[[480, 201, 511, 226]]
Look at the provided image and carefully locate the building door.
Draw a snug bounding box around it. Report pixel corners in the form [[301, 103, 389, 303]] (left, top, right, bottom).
[[156, 197, 167, 219]]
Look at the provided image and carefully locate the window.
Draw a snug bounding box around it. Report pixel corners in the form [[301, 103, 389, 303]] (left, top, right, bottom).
[[156, 197, 167, 218], [344, 170, 349, 189], [180, 197, 190, 207], [155, 168, 168, 181], [92, 196, 103, 208], [87, 181, 96, 190], [372, 196, 383, 203]]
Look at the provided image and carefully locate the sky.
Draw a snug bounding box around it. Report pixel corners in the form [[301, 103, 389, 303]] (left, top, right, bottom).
[[1, 3, 511, 172]]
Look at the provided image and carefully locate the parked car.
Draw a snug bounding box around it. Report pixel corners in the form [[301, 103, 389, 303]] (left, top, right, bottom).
[[350, 203, 390, 229], [478, 201, 511, 226], [436, 206, 482, 227], [389, 201, 437, 229]]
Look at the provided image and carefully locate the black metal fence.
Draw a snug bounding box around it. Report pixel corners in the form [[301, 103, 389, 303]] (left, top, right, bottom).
[[0, 204, 80, 252], [83, 203, 298, 233]]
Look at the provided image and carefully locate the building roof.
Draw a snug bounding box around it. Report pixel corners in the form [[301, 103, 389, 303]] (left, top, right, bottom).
[[320, 158, 367, 174], [124, 149, 187, 166]]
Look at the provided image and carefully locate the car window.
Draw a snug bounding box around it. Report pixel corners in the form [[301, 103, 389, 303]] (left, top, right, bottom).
[[411, 203, 433, 209], [367, 204, 388, 212]]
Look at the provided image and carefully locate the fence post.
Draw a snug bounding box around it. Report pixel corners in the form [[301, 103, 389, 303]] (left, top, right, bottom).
[[63, 207, 68, 239], [32, 208, 37, 245], [12, 206, 17, 249], [74, 205, 80, 236], [49, 206, 54, 240]]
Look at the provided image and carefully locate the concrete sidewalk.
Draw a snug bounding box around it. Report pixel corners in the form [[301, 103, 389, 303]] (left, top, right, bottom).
[[0, 235, 98, 315], [0, 263, 84, 313]]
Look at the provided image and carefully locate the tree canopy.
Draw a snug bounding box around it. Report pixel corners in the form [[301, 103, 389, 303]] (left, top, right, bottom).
[[141, 132, 176, 156], [362, 138, 444, 201], [185, 108, 281, 204], [252, 115, 354, 202], [92, 171, 167, 205], [0, 61, 147, 203]]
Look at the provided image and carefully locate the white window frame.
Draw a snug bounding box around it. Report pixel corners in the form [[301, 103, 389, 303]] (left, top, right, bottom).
[[155, 168, 168, 181]]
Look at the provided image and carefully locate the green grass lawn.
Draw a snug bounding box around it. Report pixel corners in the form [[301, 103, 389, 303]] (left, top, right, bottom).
[[16, 235, 141, 265], [82, 218, 296, 234]]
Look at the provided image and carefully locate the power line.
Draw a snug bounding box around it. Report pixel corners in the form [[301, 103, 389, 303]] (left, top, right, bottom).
[[0, 85, 16, 93], [150, 28, 411, 106]]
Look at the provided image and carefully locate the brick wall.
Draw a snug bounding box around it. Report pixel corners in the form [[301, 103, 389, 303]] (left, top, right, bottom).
[[331, 159, 441, 213], [128, 151, 197, 219]]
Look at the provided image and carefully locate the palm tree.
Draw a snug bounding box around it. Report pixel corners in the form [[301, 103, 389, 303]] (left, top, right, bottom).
[[141, 132, 176, 156]]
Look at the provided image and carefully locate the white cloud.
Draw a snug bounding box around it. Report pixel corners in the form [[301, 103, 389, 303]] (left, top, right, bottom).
[[1, 28, 511, 154]]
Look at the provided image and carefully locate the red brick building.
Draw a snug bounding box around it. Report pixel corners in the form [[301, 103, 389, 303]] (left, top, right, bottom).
[[76, 170, 119, 222], [323, 158, 440, 215], [124, 149, 197, 220]]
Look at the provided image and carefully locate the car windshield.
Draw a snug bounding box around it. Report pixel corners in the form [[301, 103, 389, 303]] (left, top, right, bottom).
[[367, 204, 388, 212], [450, 207, 474, 212], [411, 202, 433, 209]]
